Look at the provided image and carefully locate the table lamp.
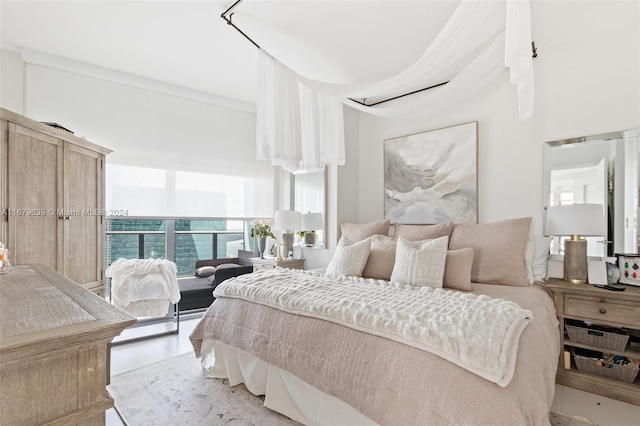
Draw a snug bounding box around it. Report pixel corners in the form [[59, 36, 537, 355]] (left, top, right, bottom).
[[545, 203, 605, 283], [274, 210, 301, 258], [301, 212, 323, 246]]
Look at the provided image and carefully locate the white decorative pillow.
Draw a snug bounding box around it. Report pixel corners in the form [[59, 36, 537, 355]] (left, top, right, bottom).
[[390, 236, 449, 288], [532, 237, 551, 282], [325, 236, 372, 277], [525, 237, 535, 285]]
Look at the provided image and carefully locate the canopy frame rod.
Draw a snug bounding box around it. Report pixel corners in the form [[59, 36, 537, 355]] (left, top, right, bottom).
[[221, 0, 536, 107]]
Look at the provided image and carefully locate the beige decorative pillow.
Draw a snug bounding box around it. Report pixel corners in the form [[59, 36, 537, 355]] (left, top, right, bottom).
[[443, 248, 474, 291], [325, 236, 371, 277], [448, 217, 533, 287], [341, 219, 391, 242], [195, 266, 216, 278], [361, 234, 396, 280], [390, 236, 449, 288], [394, 222, 453, 241]]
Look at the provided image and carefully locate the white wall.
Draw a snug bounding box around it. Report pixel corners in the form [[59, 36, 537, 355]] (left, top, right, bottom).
[[0, 49, 24, 113], [348, 1, 640, 236]]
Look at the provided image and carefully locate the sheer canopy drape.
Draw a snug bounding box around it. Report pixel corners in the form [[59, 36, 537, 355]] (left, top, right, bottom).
[[256, 0, 533, 172]]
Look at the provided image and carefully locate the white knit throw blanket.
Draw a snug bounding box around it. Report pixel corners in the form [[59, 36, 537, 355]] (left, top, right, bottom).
[[214, 268, 532, 387]]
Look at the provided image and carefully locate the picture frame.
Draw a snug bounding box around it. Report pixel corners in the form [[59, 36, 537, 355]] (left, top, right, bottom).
[[384, 121, 478, 224], [617, 253, 640, 287]]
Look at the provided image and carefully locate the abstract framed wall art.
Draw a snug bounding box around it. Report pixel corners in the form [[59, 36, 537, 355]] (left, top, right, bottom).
[[384, 121, 477, 224]]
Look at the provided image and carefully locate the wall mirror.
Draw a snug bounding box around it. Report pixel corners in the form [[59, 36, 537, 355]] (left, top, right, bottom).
[[292, 168, 326, 246], [543, 128, 639, 257]]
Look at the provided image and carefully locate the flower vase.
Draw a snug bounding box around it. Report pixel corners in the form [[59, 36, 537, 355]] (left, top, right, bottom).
[[257, 236, 267, 259]]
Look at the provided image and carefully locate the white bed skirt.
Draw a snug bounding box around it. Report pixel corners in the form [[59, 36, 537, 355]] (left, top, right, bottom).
[[200, 338, 378, 426]]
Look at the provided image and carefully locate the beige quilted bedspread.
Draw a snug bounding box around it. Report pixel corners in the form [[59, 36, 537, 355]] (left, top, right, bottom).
[[190, 278, 559, 426]]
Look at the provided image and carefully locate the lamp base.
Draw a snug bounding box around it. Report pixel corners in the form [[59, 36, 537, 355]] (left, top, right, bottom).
[[304, 231, 316, 247], [563, 237, 588, 284], [282, 232, 294, 258]]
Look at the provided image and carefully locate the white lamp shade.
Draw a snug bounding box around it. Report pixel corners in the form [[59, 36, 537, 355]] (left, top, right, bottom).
[[301, 212, 323, 231], [273, 210, 302, 232], [546, 204, 605, 236]]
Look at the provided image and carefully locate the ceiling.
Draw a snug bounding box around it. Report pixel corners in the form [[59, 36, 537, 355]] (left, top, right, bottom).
[[0, 1, 460, 105]]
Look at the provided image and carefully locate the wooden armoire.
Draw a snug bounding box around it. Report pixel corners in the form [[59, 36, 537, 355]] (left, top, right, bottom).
[[0, 108, 111, 293]]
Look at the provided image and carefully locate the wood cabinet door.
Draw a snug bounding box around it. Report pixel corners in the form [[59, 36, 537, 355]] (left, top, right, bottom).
[[63, 142, 104, 287], [7, 123, 63, 270], [1, 119, 7, 244]]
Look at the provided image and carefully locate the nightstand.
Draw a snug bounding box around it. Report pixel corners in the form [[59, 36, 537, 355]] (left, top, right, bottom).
[[251, 257, 304, 272], [546, 278, 640, 405]]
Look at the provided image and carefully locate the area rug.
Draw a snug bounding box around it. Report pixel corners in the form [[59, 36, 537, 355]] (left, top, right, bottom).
[[108, 352, 298, 425], [108, 352, 597, 426]]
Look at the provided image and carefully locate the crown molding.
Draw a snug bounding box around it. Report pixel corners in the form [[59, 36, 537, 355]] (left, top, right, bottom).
[[7, 47, 256, 114]]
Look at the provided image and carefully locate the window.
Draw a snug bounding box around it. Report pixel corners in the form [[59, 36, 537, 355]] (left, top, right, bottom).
[[106, 218, 247, 277], [174, 219, 244, 276], [106, 219, 166, 264]]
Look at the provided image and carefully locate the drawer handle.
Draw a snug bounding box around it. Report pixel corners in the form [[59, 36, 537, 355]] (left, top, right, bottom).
[[599, 308, 606, 314], [599, 298, 606, 303]]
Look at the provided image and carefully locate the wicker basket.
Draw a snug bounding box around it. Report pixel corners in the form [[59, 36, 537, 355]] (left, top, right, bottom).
[[573, 353, 640, 383], [566, 324, 629, 352]]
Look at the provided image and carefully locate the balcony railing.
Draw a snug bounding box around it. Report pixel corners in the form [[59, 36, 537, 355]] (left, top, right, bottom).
[[106, 218, 251, 277]]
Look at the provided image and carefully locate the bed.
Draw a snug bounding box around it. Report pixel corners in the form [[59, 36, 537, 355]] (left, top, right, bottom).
[[190, 217, 560, 425]]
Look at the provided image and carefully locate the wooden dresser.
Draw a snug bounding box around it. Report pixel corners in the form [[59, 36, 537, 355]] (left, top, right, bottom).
[[0, 265, 135, 425], [547, 278, 640, 405]]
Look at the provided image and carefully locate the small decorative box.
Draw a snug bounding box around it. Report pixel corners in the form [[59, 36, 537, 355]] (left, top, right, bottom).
[[617, 253, 640, 287]]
